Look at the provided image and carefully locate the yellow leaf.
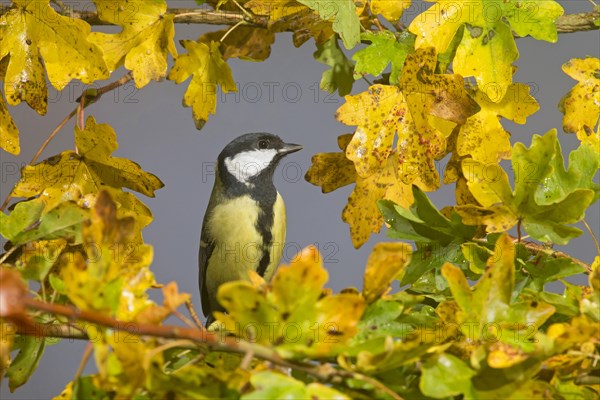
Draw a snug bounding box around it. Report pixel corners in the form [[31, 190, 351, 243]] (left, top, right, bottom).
[[0, 94, 19, 154], [246, 0, 306, 22], [168, 40, 236, 129], [11, 117, 161, 239], [0, 0, 108, 113], [487, 342, 528, 368], [60, 191, 155, 318], [336, 85, 408, 177], [559, 57, 600, 133], [90, 0, 177, 88], [216, 246, 365, 357], [0, 319, 15, 376], [342, 156, 414, 248], [363, 242, 411, 303], [453, 22, 518, 102], [304, 134, 357, 193], [408, 0, 562, 100], [162, 282, 191, 312], [306, 134, 413, 247], [370, 0, 411, 21], [576, 126, 600, 156], [456, 84, 539, 164]]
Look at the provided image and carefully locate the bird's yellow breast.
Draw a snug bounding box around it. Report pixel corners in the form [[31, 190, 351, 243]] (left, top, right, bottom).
[[205, 193, 286, 296]]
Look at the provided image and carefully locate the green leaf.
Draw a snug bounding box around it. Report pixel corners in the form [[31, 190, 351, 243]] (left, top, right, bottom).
[[297, 0, 360, 49], [18, 239, 67, 281], [524, 257, 586, 285], [49, 273, 67, 294], [10, 117, 162, 240], [0, 199, 44, 242], [242, 371, 349, 399], [314, 36, 354, 96], [461, 242, 493, 274], [6, 336, 46, 392], [456, 130, 596, 245], [379, 186, 476, 246], [72, 376, 109, 400], [535, 141, 600, 205], [401, 241, 467, 286], [9, 202, 88, 246], [216, 247, 365, 358], [352, 31, 415, 84], [420, 353, 475, 398]]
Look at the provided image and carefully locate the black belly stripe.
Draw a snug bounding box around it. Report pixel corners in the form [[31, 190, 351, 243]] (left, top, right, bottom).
[[217, 156, 279, 277], [256, 200, 274, 277]]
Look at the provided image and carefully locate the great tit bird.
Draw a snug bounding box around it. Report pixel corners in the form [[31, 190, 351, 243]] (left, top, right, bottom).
[[199, 133, 302, 326]]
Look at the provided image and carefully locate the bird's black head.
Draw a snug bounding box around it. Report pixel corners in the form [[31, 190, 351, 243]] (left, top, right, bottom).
[[217, 133, 302, 190]]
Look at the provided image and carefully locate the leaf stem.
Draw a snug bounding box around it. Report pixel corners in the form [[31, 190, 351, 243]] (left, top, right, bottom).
[[583, 219, 600, 255], [220, 20, 246, 42], [185, 299, 204, 329], [73, 342, 93, 383]]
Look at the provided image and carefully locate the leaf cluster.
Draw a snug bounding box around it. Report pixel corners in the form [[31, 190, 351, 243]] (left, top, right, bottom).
[[1, 0, 599, 399]]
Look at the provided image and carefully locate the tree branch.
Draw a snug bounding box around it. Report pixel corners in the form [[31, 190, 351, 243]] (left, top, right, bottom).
[[0, 284, 401, 400], [1, 6, 596, 34]]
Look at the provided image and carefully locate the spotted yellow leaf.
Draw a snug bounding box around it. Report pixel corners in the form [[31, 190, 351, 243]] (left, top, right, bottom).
[[0, 94, 19, 154], [409, 0, 563, 100], [0, 0, 108, 113], [454, 83, 539, 165], [559, 57, 600, 134]]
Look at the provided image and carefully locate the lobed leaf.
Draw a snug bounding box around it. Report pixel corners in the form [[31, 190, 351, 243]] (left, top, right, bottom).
[[168, 40, 236, 129], [90, 0, 177, 88]]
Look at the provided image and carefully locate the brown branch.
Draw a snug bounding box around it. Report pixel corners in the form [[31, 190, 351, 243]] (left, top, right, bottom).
[[475, 236, 593, 273], [1, 6, 596, 34], [519, 240, 593, 274], [4, 293, 401, 399], [556, 9, 600, 33]]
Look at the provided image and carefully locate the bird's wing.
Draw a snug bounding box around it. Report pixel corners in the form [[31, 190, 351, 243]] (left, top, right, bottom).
[[198, 221, 215, 320]]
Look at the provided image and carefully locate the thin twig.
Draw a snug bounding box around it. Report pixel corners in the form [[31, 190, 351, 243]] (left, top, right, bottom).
[[172, 309, 197, 329], [0, 72, 134, 213], [220, 20, 247, 42], [583, 219, 600, 255], [73, 342, 93, 382], [0, 246, 18, 264], [185, 299, 204, 329]]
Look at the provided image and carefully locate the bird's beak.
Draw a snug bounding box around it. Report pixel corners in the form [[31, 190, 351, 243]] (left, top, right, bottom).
[[279, 143, 303, 155]]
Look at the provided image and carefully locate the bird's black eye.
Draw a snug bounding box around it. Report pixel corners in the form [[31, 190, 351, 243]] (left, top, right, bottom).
[[258, 139, 269, 149]]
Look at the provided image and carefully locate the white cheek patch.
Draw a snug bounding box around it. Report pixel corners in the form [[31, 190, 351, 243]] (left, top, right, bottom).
[[224, 149, 278, 183]]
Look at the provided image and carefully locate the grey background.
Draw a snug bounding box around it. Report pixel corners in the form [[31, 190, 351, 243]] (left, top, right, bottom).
[[1, 0, 598, 398]]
